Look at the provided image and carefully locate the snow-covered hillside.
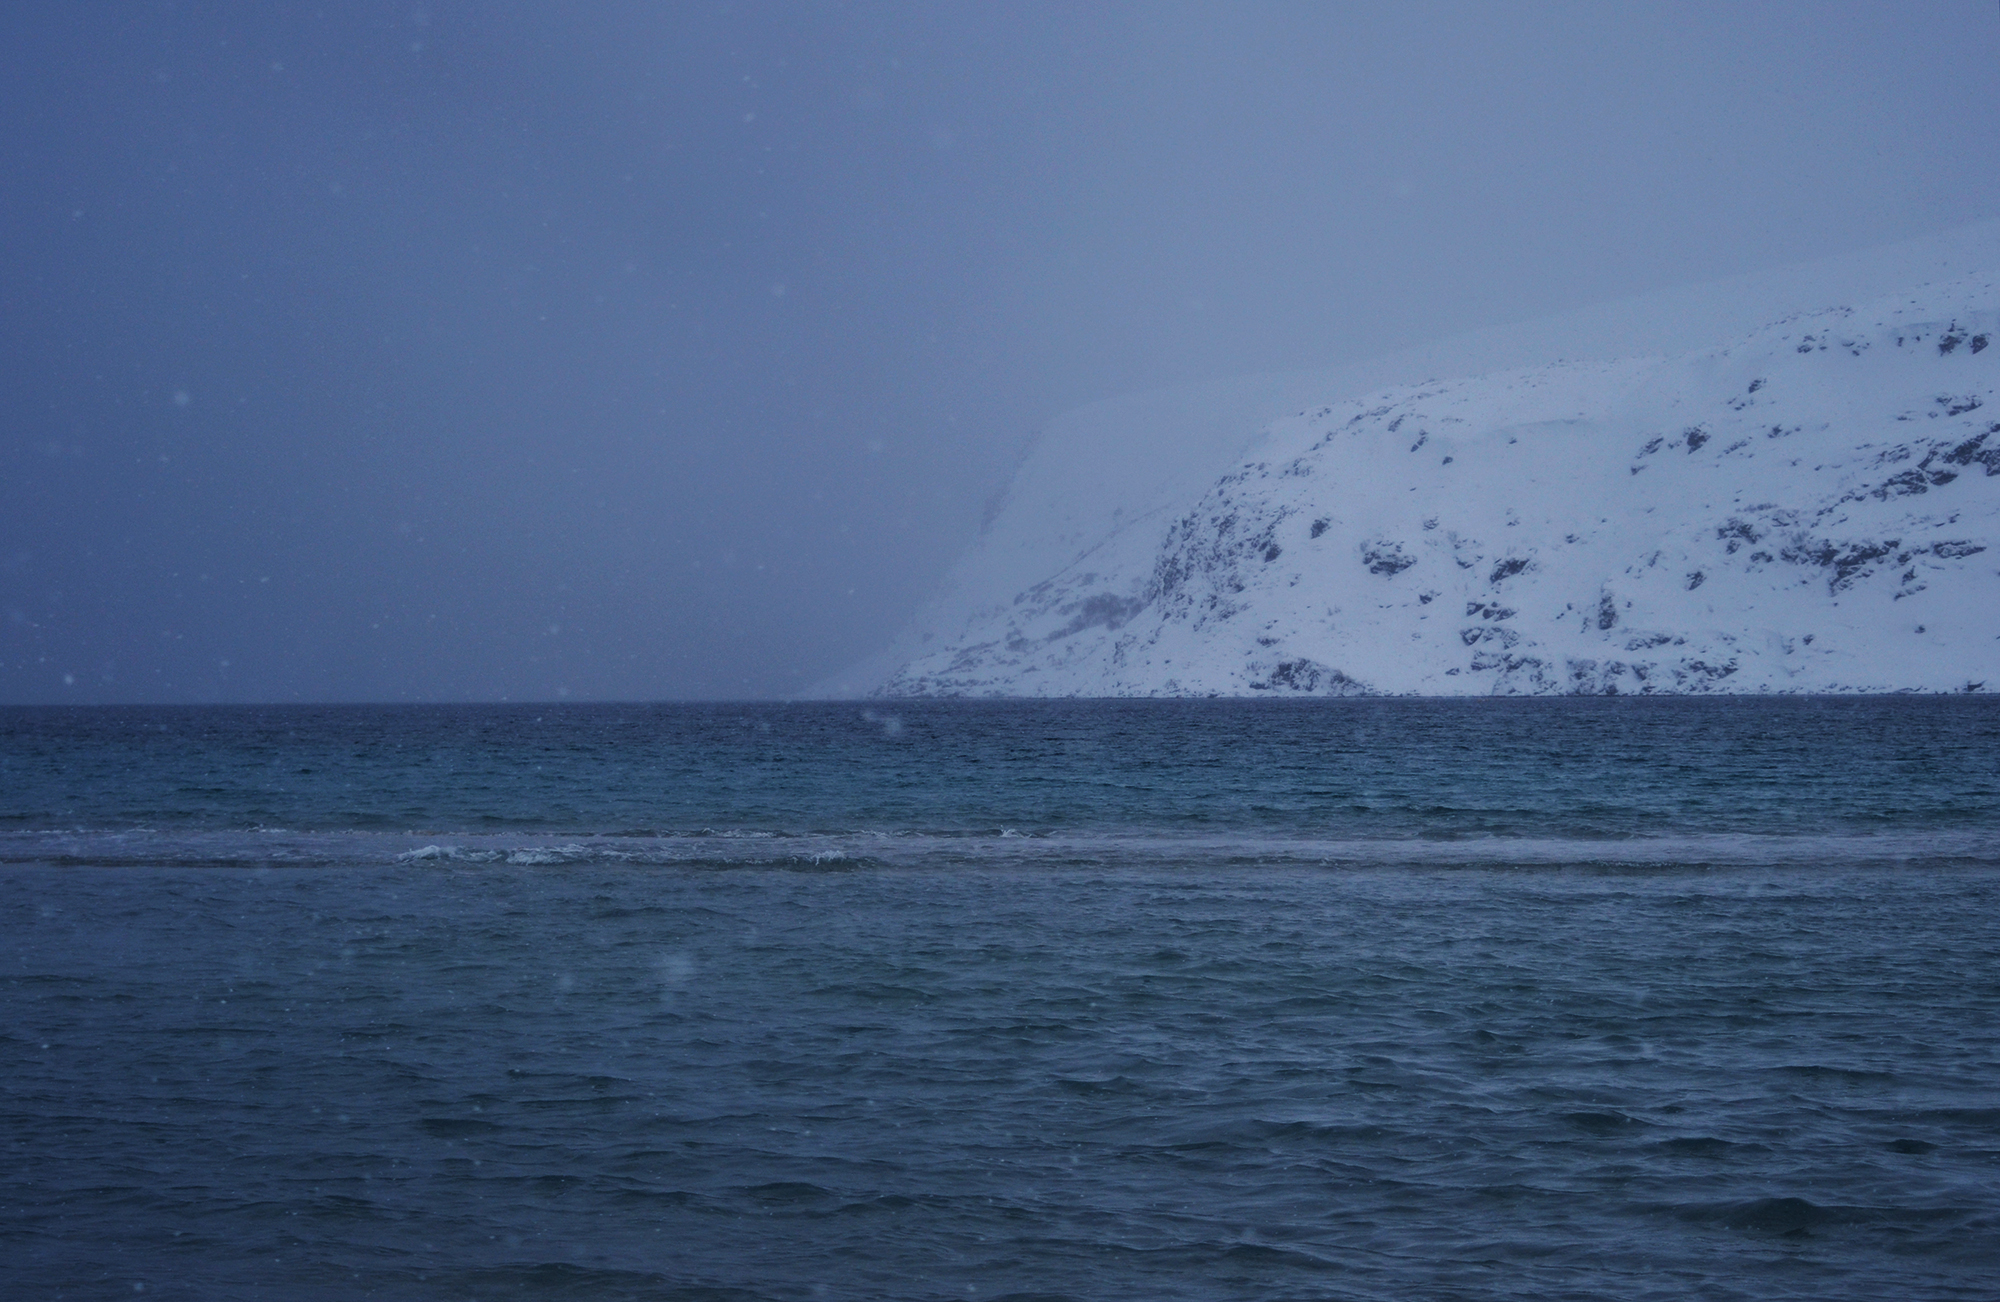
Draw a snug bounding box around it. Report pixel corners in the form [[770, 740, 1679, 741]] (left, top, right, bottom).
[[863, 267, 2000, 696]]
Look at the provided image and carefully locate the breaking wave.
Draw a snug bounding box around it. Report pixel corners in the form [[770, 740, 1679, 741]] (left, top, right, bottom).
[[2, 825, 1992, 874]]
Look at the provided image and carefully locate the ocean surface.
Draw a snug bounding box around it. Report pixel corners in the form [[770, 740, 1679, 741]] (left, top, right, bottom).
[[3, 697, 1998, 1300]]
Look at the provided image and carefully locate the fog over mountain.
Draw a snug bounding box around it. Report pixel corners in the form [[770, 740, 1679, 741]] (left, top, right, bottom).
[[2, 3, 1996, 702], [834, 237, 2000, 696]]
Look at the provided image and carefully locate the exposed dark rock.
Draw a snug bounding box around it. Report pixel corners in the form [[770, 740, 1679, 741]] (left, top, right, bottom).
[[1470, 652, 1557, 693], [1047, 592, 1148, 642], [1565, 659, 1636, 694], [1363, 542, 1416, 575], [1940, 429, 2000, 475], [1868, 466, 1955, 500], [1782, 537, 1902, 592], [1250, 659, 1369, 694]]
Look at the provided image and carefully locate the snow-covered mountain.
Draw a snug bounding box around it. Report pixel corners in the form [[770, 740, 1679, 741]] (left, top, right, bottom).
[[828, 231, 2000, 697]]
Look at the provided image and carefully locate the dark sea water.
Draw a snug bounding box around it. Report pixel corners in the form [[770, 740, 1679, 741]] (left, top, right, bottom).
[[4, 698, 1999, 1300]]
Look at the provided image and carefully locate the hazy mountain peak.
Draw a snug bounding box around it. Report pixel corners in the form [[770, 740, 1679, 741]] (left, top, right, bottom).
[[842, 258, 1999, 697]]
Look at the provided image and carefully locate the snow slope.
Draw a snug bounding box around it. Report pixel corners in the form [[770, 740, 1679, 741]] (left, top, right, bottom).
[[823, 226, 2000, 697]]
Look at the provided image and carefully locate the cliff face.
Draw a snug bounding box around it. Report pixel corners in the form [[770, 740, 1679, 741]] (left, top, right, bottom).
[[877, 276, 1999, 696]]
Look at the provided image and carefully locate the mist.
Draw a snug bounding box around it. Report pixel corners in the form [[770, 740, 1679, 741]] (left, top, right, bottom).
[[3, 1, 1995, 702]]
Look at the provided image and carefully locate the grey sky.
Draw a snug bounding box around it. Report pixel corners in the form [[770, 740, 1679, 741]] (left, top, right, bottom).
[[3, 1, 1995, 702]]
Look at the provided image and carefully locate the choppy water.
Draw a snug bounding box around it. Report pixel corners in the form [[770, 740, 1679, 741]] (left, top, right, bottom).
[[4, 699, 1999, 1299]]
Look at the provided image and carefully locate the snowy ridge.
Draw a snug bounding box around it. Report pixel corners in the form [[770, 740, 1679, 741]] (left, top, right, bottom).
[[874, 273, 2000, 696]]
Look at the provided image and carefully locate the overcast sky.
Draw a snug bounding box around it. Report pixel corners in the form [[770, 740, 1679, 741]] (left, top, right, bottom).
[[3, 1, 1995, 702]]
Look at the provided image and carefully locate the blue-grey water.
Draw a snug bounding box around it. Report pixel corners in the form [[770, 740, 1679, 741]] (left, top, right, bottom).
[[4, 698, 1998, 1300]]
